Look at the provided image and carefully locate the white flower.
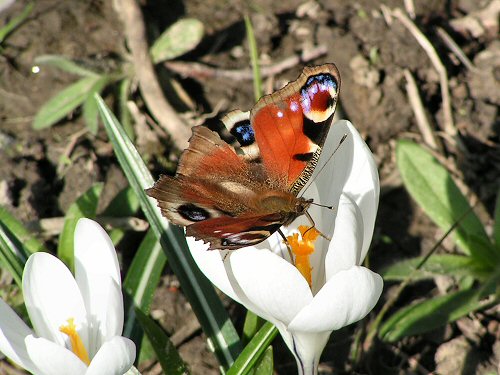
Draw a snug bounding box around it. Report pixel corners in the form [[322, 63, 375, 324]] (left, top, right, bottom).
[[0, 218, 136, 375], [188, 120, 383, 374]]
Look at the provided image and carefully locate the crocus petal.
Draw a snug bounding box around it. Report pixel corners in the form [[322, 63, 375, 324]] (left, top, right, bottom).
[[286, 330, 330, 375], [309, 121, 352, 233], [86, 336, 136, 375], [228, 250, 312, 325], [25, 336, 87, 375], [311, 120, 379, 259], [188, 236, 245, 305], [289, 266, 382, 332], [74, 218, 124, 346], [83, 276, 124, 357], [325, 194, 364, 278], [340, 121, 379, 261], [0, 298, 38, 373], [23, 252, 87, 347]]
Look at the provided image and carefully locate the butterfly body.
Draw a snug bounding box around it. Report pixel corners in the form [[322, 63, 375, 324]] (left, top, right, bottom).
[[147, 64, 340, 250]]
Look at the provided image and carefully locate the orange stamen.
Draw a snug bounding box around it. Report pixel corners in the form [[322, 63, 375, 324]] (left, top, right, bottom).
[[286, 225, 320, 287], [59, 318, 90, 366]]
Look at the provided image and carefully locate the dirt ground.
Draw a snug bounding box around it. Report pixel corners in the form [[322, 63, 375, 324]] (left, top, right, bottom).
[[0, 0, 499, 374]]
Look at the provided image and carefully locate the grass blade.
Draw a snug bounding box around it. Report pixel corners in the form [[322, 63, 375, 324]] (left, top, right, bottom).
[[244, 15, 262, 101], [0, 2, 33, 44], [95, 94, 242, 369]]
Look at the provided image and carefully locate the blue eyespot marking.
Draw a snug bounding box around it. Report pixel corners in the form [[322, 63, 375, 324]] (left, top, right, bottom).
[[301, 73, 337, 113], [230, 120, 255, 146]]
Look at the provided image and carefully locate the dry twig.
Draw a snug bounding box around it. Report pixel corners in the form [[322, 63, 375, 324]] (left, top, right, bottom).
[[114, 0, 190, 149], [403, 69, 443, 151], [164, 45, 328, 81], [404, 0, 416, 19], [390, 7, 467, 154], [436, 27, 478, 73]]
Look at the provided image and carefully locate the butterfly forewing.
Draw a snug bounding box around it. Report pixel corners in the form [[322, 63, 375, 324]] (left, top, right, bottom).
[[222, 64, 340, 193]]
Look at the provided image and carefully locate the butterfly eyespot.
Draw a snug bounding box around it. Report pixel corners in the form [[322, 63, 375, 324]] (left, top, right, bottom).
[[230, 119, 255, 146], [178, 203, 210, 222], [300, 73, 338, 118]]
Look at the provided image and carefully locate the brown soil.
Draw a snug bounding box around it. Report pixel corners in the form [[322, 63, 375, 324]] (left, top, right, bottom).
[[0, 0, 499, 374]]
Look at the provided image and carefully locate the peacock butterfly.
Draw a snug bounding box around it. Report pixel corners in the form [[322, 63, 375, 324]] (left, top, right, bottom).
[[147, 63, 340, 250]]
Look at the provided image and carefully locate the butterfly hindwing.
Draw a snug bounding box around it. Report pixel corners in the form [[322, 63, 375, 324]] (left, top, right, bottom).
[[187, 213, 284, 250], [219, 110, 260, 161]]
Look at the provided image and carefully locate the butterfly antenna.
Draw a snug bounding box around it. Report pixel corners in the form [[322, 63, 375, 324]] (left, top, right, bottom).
[[300, 133, 348, 197], [311, 202, 334, 210]]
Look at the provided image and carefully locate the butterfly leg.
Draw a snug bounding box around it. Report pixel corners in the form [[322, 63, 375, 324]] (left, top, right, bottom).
[[304, 211, 332, 241], [278, 228, 295, 265]]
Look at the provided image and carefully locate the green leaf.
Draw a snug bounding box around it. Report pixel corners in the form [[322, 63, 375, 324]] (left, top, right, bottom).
[[0, 2, 33, 44], [137, 335, 155, 364], [82, 76, 112, 134], [95, 95, 242, 369], [494, 188, 500, 250], [34, 55, 99, 77], [101, 186, 141, 244], [33, 75, 102, 130], [102, 186, 140, 218], [396, 140, 490, 256], [123, 229, 166, 347], [0, 223, 26, 287], [478, 266, 500, 297], [0, 206, 46, 254], [242, 311, 264, 344], [467, 234, 500, 271], [57, 183, 103, 271], [135, 308, 189, 375], [227, 322, 277, 375], [150, 18, 204, 64], [254, 346, 274, 375], [0, 206, 48, 287], [380, 254, 473, 281], [118, 79, 134, 141], [379, 287, 495, 342]]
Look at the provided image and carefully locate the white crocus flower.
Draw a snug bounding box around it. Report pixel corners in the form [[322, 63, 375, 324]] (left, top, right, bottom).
[[0, 218, 136, 375], [188, 120, 383, 375]]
